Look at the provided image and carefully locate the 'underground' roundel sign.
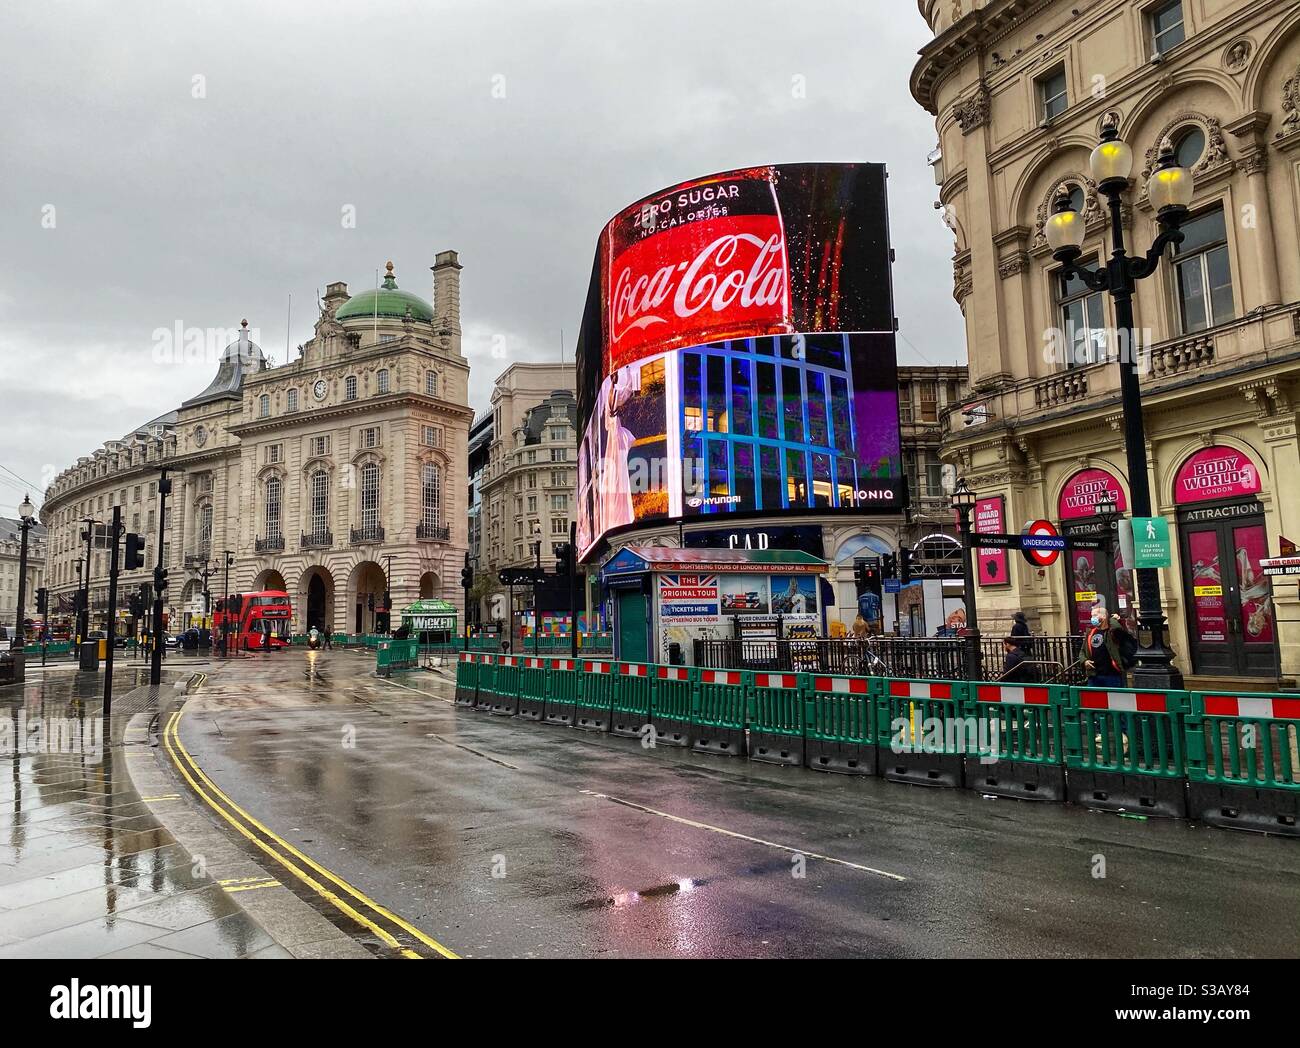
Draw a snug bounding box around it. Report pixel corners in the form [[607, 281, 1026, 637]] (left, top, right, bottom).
[[1020, 519, 1064, 567]]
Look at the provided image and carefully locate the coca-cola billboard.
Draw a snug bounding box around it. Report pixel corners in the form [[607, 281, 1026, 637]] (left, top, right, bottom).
[[575, 163, 901, 560]]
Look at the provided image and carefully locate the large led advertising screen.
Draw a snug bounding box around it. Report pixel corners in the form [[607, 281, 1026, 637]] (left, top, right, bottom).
[[576, 163, 902, 560]]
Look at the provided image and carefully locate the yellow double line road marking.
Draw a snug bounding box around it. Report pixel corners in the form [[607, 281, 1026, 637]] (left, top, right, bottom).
[[163, 707, 458, 959]]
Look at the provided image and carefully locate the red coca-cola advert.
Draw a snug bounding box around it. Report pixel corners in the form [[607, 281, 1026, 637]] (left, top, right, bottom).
[[574, 163, 900, 560], [605, 168, 791, 371]]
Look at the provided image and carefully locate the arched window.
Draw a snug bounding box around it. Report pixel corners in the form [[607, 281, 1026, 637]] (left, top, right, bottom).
[[360, 463, 380, 531], [264, 476, 282, 540], [345, 375, 358, 401], [425, 371, 437, 396], [422, 462, 441, 530], [376, 368, 390, 394], [310, 470, 329, 538], [259, 394, 270, 417], [286, 388, 299, 413]]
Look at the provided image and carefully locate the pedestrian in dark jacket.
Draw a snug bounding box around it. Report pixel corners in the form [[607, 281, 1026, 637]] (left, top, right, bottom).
[[1078, 606, 1136, 687], [1010, 611, 1032, 652], [999, 638, 1036, 683]]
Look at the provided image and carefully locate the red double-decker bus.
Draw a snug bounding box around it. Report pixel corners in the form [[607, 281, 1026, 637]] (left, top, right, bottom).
[[215, 590, 292, 651]]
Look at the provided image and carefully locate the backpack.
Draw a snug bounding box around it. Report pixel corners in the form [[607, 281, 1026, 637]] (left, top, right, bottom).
[[1117, 629, 1139, 670]]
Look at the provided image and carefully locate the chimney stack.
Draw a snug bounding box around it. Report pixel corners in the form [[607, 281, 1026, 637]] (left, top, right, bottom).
[[431, 250, 462, 336]]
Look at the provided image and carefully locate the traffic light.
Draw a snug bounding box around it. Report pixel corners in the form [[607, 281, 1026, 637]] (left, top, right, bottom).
[[882, 553, 897, 579], [555, 542, 573, 577], [154, 565, 169, 593], [853, 562, 867, 588], [461, 551, 473, 590], [367, 593, 375, 612], [124, 533, 146, 570], [35, 587, 48, 617], [899, 547, 912, 584], [128, 592, 144, 618], [381, 591, 390, 612], [202, 589, 211, 614]]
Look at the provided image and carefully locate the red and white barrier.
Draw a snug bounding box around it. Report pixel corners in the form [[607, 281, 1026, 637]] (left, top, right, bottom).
[[500, 655, 516, 667], [701, 670, 741, 686], [888, 680, 953, 700], [812, 676, 870, 695], [1203, 695, 1300, 720], [620, 663, 649, 677], [585, 661, 613, 674], [459, 652, 473, 663], [754, 673, 798, 689], [550, 659, 575, 671], [1079, 690, 1167, 713], [975, 684, 1050, 706], [656, 666, 689, 681], [526, 658, 545, 669]]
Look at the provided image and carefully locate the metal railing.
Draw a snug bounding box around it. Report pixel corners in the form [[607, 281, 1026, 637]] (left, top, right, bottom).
[[417, 522, 451, 541], [690, 635, 1087, 683], [300, 530, 333, 549], [255, 533, 285, 553], [350, 524, 384, 545]]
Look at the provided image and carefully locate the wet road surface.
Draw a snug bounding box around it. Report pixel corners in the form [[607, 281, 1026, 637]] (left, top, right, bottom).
[[169, 648, 1300, 958], [0, 661, 290, 957]]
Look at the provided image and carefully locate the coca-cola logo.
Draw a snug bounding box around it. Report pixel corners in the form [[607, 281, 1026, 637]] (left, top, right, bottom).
[[611, 232, 786, 341], [607, 214, 790, 368]]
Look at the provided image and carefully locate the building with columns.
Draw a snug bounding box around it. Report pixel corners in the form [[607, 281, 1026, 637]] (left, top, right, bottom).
[[914, 0, 1300, 683], [474, 362, 578, 625], [0, 517, 46, 629], [40, 253, 472, 638]]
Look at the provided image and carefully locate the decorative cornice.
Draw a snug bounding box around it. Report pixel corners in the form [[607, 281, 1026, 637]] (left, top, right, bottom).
[[998, 253, 1029, 279]]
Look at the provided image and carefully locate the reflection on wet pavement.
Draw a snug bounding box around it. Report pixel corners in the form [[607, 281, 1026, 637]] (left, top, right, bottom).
[[0, 667, 288, 958]]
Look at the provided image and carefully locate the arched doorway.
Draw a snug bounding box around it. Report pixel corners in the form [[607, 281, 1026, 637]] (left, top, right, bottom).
[[347, 560, 387, 635], [299, 566, 335, 634], [1171, 444, 1274, 676], [419, 571, 439, 599], [254, 568, 287, 593]]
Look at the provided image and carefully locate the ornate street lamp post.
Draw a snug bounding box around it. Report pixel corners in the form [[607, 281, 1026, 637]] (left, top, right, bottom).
[[1044, 118, 1194, 688], [950, 478, 981, 681], [11, 495, 35, 650]]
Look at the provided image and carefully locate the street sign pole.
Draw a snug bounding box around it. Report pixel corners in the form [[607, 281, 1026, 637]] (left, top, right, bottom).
[[103, 507, 121, 717]]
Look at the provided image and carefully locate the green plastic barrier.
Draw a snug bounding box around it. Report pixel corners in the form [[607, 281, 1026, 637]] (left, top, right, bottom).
[[805, 674, 879, 775], [693, 668, 746, 756], [745, 671, 806, 767], [544, 657, 580, 725], [610, 662, 653, 739], [376, 638, 419, 676], [876, 678, 970, 788], [517, 656, 549, 721], [1184, 691, 1300, 835], [650, 665, 696, 747], [961, 681, 1071, 801], [575, 659, 615, 732], [454, 651, 479, 707], [1062, 686, 1188, 818], [473, 654, 499, 710], [486, 654, 521, 716]]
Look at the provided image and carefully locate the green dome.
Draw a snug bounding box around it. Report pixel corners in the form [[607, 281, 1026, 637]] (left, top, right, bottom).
[[335, 262, 434, 322]]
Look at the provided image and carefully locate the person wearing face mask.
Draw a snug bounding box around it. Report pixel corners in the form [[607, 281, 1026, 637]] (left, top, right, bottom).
[[1077, 601, 1137, 687]]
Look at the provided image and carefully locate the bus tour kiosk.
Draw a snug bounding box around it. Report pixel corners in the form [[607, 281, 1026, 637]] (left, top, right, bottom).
[[599, 545, 828, 665]]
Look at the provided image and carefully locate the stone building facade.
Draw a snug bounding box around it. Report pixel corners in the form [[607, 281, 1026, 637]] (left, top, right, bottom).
[[40, 253, 472, 638], [475, 362, 578, 622], [0, 517, 46, 629], [914, 0, 1300, 682]]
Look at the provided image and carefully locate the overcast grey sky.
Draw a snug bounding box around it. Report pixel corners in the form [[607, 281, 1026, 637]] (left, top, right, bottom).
[[0, 0, 963, 518]]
